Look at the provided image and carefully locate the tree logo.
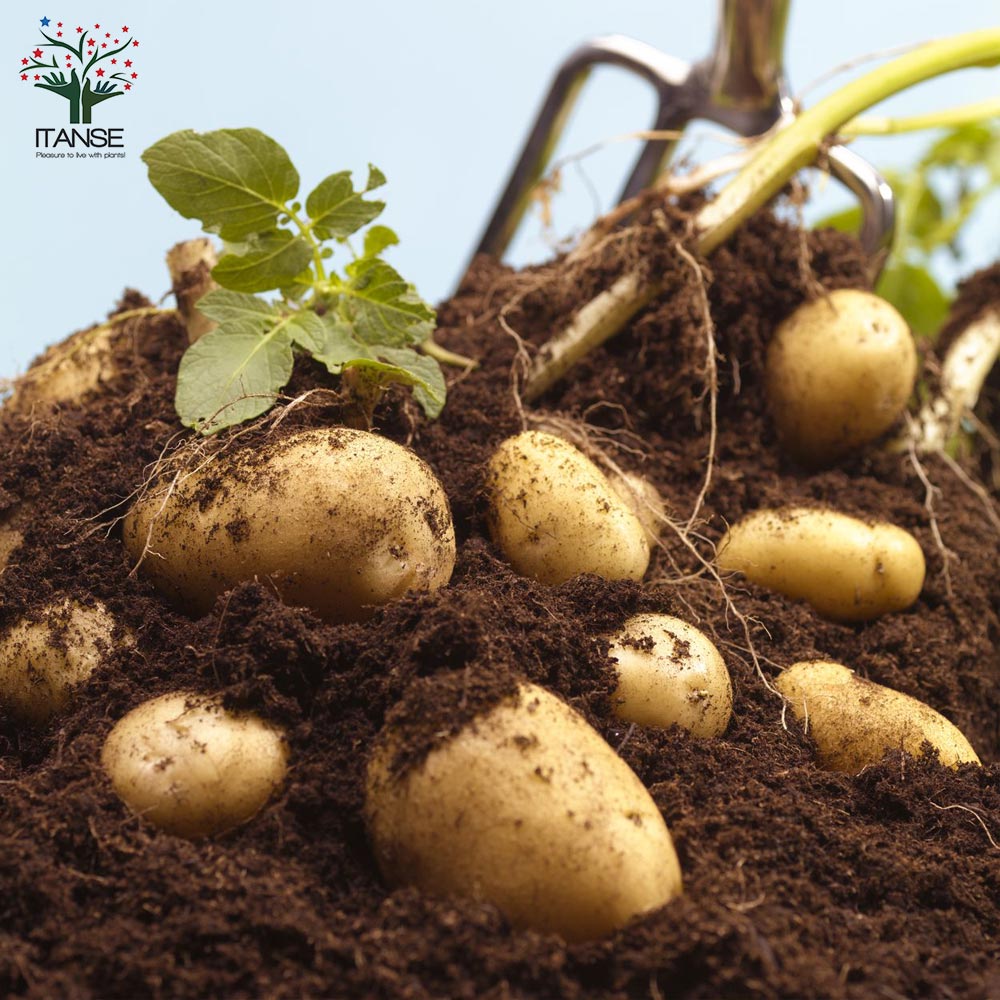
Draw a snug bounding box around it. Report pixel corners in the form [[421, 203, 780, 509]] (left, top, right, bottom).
[[18, 16, 139, 123]]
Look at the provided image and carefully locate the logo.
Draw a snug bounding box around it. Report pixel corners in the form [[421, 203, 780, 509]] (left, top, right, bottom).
[[18, 16, 139, 124]]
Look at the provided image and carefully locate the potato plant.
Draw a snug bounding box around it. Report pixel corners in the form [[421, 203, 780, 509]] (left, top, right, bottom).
[[143, 129, 447, 434]]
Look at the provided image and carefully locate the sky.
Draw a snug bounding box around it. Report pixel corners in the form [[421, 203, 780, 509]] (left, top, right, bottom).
[[3, 1, 998, 377]]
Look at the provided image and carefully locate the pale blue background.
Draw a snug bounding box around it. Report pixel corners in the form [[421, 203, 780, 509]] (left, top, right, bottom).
[[2, 1, 998, 377]]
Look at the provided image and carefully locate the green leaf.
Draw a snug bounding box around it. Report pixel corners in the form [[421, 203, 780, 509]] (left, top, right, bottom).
[[194, 289, 280, 328], [311, 318, 446, 418], [375, 347, 447, 418], [875, 261, 951, 338], [363, 224, 399, 259], [341, 258, 436, 347], [305, 165, 385, 240], [174, 319, 294, 433], [285, 311, 328, 353], [212, 231, 313, 293], [143, 128, 299, 240]]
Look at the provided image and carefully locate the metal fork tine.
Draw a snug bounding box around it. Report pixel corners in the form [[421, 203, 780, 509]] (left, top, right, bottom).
[[468, 0, 895, 278]]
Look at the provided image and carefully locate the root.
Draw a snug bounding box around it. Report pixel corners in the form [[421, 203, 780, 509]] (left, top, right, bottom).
[[904, 416, 955, 599], [673, 241, 719, 532], [929, 801, 1000, 850]]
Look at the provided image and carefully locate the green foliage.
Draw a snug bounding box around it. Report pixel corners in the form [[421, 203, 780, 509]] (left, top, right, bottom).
[[819, 121, 1000, 337], [142, 128, 443, 434]]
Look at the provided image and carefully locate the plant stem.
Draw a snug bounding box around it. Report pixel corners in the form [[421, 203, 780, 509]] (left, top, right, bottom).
[[287, 207, 327, 283], [844, 98, 1000, 137], [524, 29, 1000, 402]]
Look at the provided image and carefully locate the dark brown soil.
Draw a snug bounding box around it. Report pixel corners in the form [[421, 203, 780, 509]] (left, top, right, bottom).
[[1, 211, 998, 1000]]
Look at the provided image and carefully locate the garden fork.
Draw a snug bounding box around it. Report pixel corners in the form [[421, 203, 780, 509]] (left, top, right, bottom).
[[471, 0, 894, 268]]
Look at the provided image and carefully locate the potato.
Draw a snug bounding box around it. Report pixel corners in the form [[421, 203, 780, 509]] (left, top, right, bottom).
[[102, 691, 288, 838], [366, 681, 682, 941], [0, 599, 126, 725], [7, 325, 118, 412], [766, 289, 917, 465], [608, 614, 732, 737], [123, 427, 456, 623], [717, 506, 925, 622], [485, 431, 650, 586], [775, 660, 980, 772], [607, 470, 666, 547]]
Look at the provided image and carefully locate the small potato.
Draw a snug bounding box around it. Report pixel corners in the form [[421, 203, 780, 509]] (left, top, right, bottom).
[[766, 289, 917, 465], [0, 599, 126, 725], [775, 660, 980, 772], [485, 431, 650, 586], [608, 614, 732, 738], [102, 692, 288, 838], [717, 506, 925, 622], [123, 427, 456, 623], [366, 681, 682, 942]]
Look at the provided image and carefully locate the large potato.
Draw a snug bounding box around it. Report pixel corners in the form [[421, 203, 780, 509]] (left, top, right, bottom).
[[366, 681, 682, 941], [123, 427, 456, 623], [776, 660, 980, 772], [766, 289, 917, 465], [717, 506, 925, 622], [0, 599, 126, 725], [485, 431, 650, 585], [102, 691, 288, 838], [608, 614, 732, 738]]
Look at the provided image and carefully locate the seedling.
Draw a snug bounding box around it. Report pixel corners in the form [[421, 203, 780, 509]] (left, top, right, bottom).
[[143, 129, 446, 434]]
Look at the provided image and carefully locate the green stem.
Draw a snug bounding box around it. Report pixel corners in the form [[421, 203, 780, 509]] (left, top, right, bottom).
[[844, 97, 1000, 137], [695, 30, 1000, 254], [287, 207, 327, 282]]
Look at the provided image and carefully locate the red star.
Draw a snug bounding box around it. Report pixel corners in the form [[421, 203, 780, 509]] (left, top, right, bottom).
[[130, 72, 137, 78], [96, 68, 105, 77], [113, 39, 119, 44], [122, 25, 128, 31], [132, 40, 139, 46], [94, 23, 100, 28], [33, 48, 43, 57], [124, 83, 131, 90], [57, 21, 62, 27], [87, 38, 95, 45], [105, 32, 110, 38], [101, 43, 107, 49], [76, 25, 83, 32], [111, 58, 117, 64], [56, 30, 62, 36], [33, 74, 40, 80], [20, 73, 27, 80], [124, 59, 132, 67], [21, 57, 28, 65]]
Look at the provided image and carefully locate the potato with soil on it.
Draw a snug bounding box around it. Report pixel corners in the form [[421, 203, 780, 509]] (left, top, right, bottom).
[[0, 598, 128, 725], [365, 680, 682, 942], [123, 427, 456, 623], [766, 289, 917, 465], [102, 691, 289, 838], [717, 506, 925, 623], [607, 614, 732, 738], [485, 431, 651, 586], [776, 660, 980, 772]]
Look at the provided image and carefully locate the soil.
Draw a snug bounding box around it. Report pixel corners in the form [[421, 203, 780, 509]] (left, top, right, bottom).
[[1, 209, 998, 1000]]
